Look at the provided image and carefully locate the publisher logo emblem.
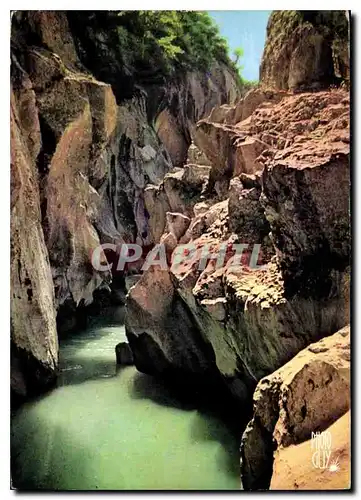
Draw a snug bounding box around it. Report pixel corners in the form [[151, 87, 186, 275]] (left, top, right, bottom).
[[311, 431, 340, 472]]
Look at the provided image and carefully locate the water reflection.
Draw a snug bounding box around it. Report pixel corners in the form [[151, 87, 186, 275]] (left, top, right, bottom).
[[11, 311, 241, 490]]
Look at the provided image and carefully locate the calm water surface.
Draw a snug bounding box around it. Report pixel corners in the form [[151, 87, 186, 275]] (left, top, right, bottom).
[[11, 313, 240, 490]]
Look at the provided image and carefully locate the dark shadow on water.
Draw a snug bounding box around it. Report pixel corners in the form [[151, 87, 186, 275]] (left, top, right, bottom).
[[13, 313, 242, 490], [57, 358, 118, 387], [129, 371, 197, 411], [129, 371, 242, 483], [11, 416, 99, 490], [56, 309, 126, 388]]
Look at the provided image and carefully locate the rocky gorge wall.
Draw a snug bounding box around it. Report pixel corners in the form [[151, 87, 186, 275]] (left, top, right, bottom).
[[260, 11, 349, 90], [124, 10, 351, 490], [10, 10, 241, 402], [126, 84, 350, 405], [10, 9, 351, 490]]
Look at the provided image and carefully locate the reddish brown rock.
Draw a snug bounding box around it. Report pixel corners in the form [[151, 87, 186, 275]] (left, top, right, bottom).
[[11, 82, 58, 400], [115, 342, 134, 366], [126, 80, 350, 411]]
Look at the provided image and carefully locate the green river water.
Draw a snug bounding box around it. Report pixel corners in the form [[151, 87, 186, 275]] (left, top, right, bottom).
[[11, 313, 240, 490]]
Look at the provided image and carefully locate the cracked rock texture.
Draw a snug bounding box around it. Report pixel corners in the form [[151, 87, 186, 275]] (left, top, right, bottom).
[[125, 11, 350, 489], [240, 325, 350, 490], [260, 11, 349, 90], [11, 11, 351, 487], [126, 85, 350, 405], [10, 10, 241, 399], [11, 78, 58, 401]]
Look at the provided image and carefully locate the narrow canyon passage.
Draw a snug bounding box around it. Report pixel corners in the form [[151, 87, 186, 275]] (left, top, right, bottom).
[[10, 10, 351, 491], [11, 311, 240, 490]]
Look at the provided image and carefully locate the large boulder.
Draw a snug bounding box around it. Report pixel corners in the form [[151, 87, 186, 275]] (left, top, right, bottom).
[[11, 11, 119, 320], [240, 325, 350, 490]]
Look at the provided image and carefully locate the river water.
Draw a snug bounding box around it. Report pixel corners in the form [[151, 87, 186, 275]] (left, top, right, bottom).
[[11, 311, 240, 490]]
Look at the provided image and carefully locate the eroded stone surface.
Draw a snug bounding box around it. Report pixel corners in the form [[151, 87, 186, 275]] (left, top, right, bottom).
[[11, 80, 58, 401], [240, 325, 350, 490], [260, 11, 349, 90], [10, 11, 241, 394], [115, 342, 134, 365], [270, 410, 351, 490]]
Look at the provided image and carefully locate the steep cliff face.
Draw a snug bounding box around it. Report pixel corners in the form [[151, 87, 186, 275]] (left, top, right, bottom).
[[10, 11, 241, 399], [270, 411, 351, 490], [125, 10, 350, 475], [11, 72, 58, 402], [126, 85, 350, 403], [260, 11, 349, 90]]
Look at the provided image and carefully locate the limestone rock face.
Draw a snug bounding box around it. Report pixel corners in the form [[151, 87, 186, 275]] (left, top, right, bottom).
[[127, 106, 350, 404], [126, 266, 220, 391], [105, 91, 172, 247], [126, 72, 350, 429], [11, 12, 119, 317], [186, 142, 211, 167], [240, 325, 350, 490], [11, 80, 58, 402], [123, 13, 351, 491], [260, 11, 349, 90], [144, 166, 209, 243], [262, 153, 350, 293], [193, 88, 286, 194], [10, 11, 241, 396], [155, 64, 240, 167]]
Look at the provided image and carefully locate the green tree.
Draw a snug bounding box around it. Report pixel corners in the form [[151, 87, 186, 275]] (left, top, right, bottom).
[[89, 11, 244, 79], [233, 47, 244, 65]]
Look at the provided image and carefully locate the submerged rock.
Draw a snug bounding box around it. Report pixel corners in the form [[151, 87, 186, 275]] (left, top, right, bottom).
[[125, 20, 350, 493], [115, 342, 134, 366]]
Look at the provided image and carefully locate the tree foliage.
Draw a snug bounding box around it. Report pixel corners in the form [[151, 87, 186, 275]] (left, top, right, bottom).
[[233, 47, 244, 65], [112, 11, 235, 75], [68, 11, 255, 97]]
